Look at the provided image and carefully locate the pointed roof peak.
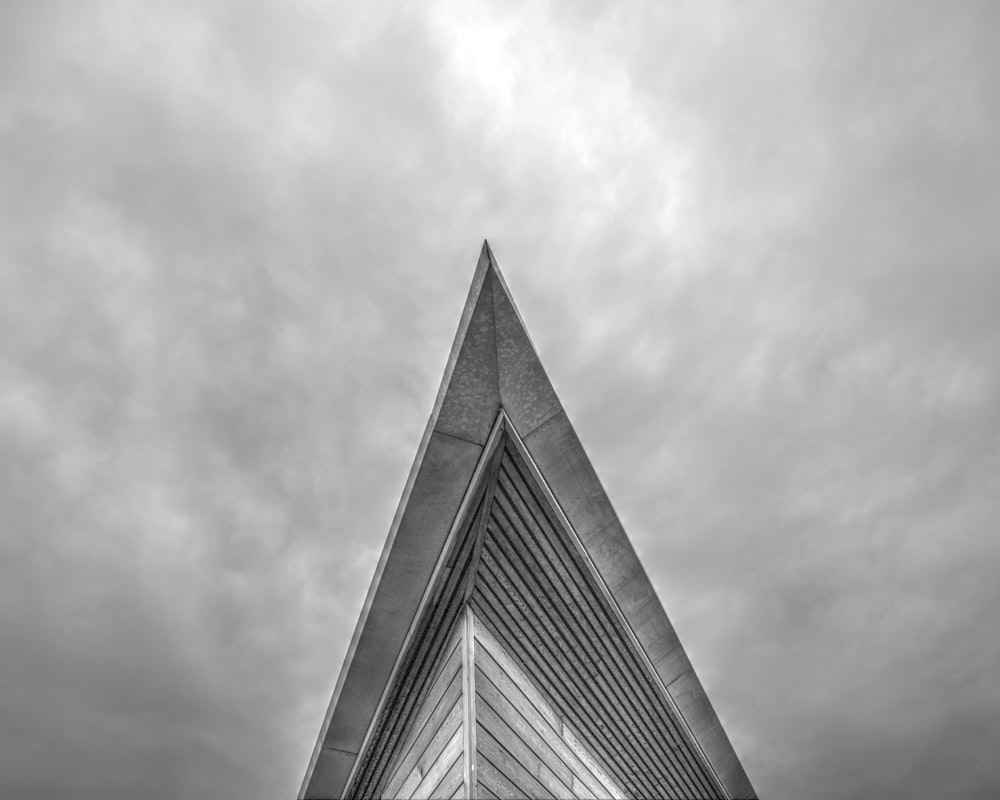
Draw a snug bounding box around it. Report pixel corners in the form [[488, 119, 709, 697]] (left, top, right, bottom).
[[472, 240, 527, 340], [300, 243, 756, 800], [479, 238, 504, 281]]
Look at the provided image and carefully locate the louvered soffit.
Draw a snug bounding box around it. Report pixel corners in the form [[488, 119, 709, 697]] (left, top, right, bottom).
[[299, 242, 757, 800]]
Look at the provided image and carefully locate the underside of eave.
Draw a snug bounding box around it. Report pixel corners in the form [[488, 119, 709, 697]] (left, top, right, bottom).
[[469, 433, 729, 799]]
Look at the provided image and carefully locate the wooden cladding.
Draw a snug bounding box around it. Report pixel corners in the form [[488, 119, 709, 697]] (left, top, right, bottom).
[[381, 627, 465, 799], [347, 429, 725, 799], [475, 618, 624, 800], [377, 605, 624, 800]]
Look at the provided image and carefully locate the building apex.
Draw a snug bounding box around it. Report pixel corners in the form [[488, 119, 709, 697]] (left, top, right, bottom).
[[299, 243, 756, 800]]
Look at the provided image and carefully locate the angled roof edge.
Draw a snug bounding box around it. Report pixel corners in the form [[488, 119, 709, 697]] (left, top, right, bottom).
[[342, 411, 508, 797], [501, 417, 737, 797], [301, 242, 756, 799], [299, 243, 499, 799]]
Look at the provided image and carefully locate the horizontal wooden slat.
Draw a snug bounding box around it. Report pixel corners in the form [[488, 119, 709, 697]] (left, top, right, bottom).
[[395, 698, 462, 799], [478, 727, 553, 800], [475, 628, 562, 733], [383, 632, 462, 788], [479, 700, 576, 800], [382, 665, 462, 798], [478, 783, 500, 800], [448, 773, 466, 799], [478, 755, 521, 800], [432, 748, 465, 799], [410, 724, 464, 799]]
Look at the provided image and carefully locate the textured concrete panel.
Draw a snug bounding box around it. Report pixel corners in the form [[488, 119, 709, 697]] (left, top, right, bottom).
[[523, 412, 631, 572], [669, 670, 757, 800], [304, 750, 355, 800], [492, 272, 563, 437], [648, 613, 696, 686], [521, 413, 618, 541], [436, 272, 500, 446]]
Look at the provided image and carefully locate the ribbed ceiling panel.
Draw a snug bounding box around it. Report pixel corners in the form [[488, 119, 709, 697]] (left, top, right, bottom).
[[471, 440, 723, 800]]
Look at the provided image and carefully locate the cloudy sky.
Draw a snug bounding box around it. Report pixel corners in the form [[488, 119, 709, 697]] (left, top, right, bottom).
[[2, 1, 999, 798]]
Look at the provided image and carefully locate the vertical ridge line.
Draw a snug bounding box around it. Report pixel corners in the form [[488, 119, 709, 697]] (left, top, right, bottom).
[[462, 606, 479, 799]]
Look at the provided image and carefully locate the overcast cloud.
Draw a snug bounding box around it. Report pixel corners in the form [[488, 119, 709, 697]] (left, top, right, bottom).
[[2, 2, 999, 798]]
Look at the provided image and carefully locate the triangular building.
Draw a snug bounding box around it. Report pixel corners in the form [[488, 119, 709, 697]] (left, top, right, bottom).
[[300, 243, 756, 799]]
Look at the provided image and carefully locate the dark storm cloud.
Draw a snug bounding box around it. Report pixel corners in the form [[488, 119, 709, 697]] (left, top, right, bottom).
[[1, 1, 998, 798]]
